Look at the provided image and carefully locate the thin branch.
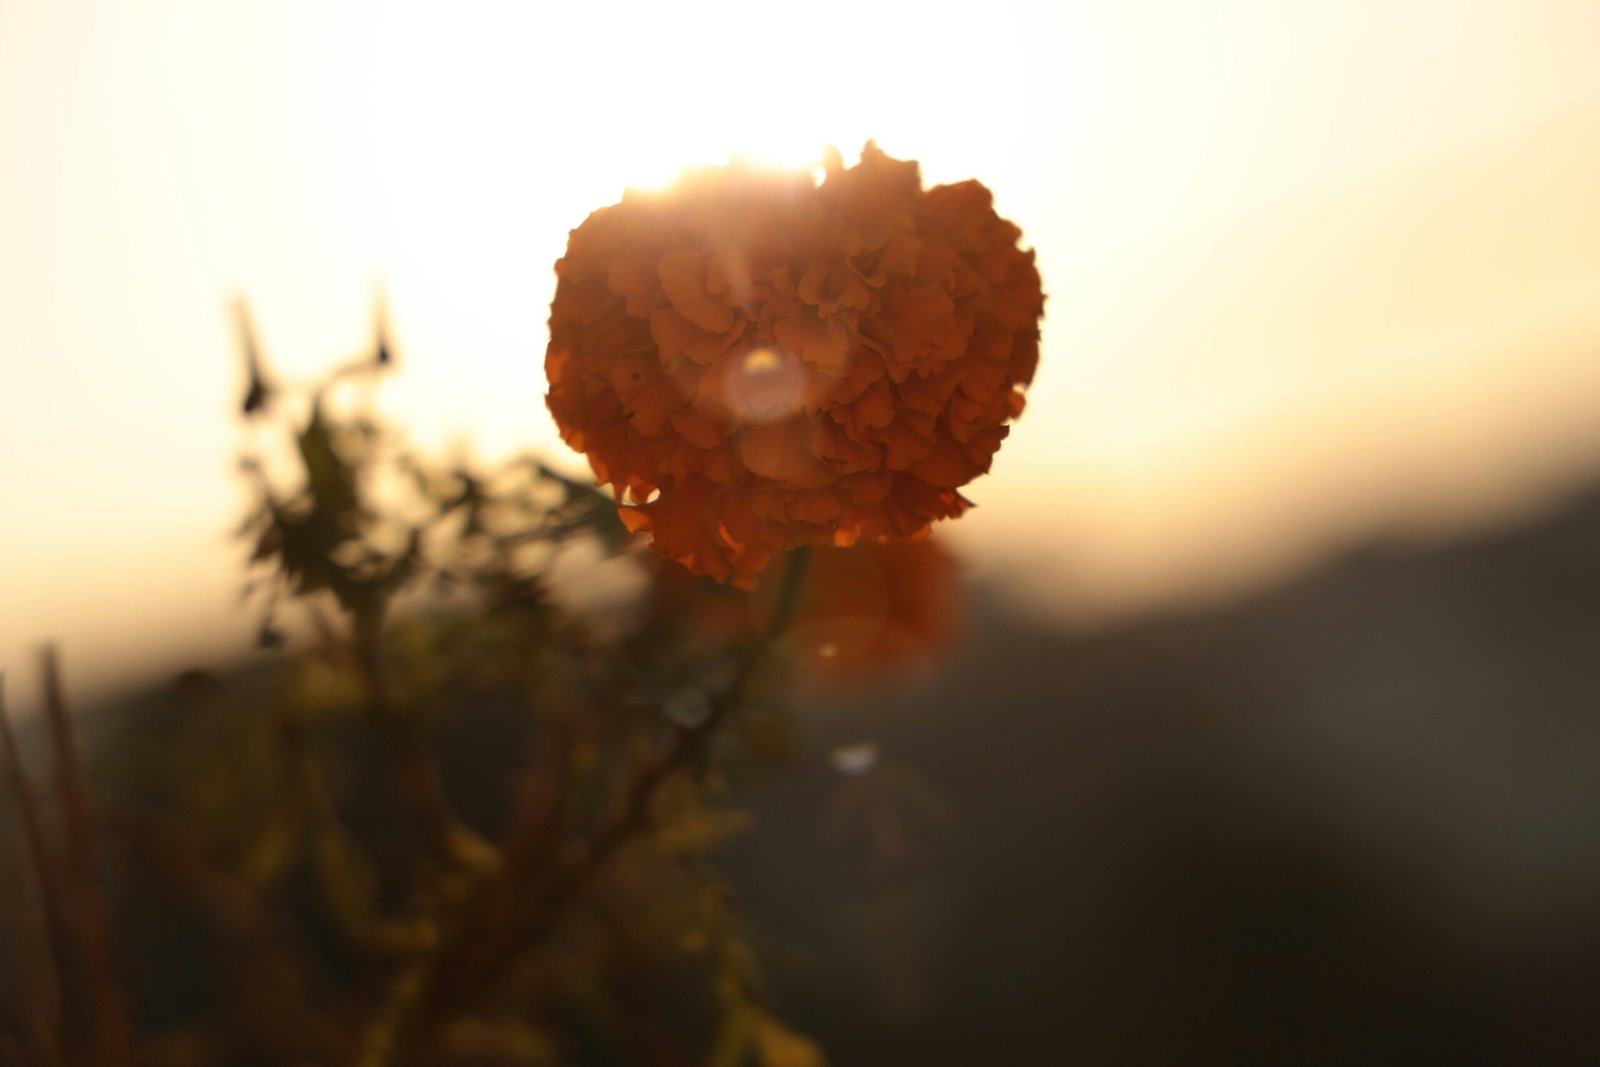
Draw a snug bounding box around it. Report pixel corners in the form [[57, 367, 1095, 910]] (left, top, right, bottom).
[[388, 549, 815, 1061], [521, 547, 810, 940], [351, 958, 429, 1067], [277, 698, 435, 959], [351, 606, 497, 874], [39, 647, 132, 1067], [0, 676, 71, 1067]]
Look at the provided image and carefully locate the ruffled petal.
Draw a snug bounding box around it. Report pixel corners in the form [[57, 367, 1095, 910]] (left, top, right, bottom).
[[544, 145, 1044, 584]]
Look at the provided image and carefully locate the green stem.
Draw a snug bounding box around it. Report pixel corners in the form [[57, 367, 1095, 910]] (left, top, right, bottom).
[[391, 549, 814, 1062], [353, 604, 496, 873]]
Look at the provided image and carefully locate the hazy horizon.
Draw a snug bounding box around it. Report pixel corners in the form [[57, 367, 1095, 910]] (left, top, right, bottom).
[[5, 0, 1600, 703]]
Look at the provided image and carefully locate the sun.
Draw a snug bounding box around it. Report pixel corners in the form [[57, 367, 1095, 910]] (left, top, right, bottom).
[[364, 1, 1038, 201], [343, 2, 1042, 463]]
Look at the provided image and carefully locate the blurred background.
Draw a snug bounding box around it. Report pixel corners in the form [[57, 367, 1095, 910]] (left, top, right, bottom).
[[4, 1, 1600, 1062]]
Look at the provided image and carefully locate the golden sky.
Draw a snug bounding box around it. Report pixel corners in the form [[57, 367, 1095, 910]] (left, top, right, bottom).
[[4, 0, 1600, 695]]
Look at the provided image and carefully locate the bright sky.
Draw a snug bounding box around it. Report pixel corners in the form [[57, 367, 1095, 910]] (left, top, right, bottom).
[[4, 0, 1600, 697]]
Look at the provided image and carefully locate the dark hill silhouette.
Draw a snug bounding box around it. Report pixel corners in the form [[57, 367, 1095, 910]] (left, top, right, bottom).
[[728, 484, 1600, 1065], [6, 483, 1599, 1066]]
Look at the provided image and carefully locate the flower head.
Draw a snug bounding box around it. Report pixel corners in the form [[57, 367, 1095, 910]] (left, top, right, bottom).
[[546, 144, 1043, 586]]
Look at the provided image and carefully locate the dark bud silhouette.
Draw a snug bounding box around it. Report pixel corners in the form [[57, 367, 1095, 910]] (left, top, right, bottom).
[[255, 620, 286, 650], [232, 298, 273, 416], [373, 292, 394, 367]]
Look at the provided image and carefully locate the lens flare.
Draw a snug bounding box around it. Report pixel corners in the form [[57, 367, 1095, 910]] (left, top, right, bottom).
[[722, 347, 806, 422]]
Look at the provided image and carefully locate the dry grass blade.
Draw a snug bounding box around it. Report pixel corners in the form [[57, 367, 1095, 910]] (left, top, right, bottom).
[[0, 675, 71, 1067], [39, 647, 132, 1067]]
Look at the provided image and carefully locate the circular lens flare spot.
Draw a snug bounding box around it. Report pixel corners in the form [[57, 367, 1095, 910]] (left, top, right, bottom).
[[829, 740, 881, 776], [723, 347, 806, 422]]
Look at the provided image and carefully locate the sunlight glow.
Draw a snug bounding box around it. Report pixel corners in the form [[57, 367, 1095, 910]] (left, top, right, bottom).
[[353, 0, 1053, 465], [8, 0, 1600, 692]]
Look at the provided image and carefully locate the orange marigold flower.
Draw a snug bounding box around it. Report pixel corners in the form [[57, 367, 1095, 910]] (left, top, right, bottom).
[[545, 143, 1044, 586]]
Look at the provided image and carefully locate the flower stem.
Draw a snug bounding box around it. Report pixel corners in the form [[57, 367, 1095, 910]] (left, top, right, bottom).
[[386, 549, 813, 1063]]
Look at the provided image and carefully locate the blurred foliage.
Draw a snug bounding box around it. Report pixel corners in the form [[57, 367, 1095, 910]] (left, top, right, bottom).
[[0, 311, 825, 1067]]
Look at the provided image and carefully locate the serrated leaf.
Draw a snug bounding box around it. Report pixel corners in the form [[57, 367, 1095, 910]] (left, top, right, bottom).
[[298, 399, 361, 526], [651, 806, 754, 855], [237, 816, 301, 889], [755, 1012, 826, 1067]]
